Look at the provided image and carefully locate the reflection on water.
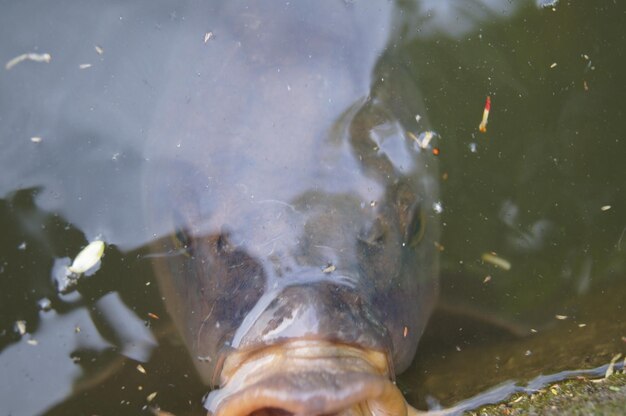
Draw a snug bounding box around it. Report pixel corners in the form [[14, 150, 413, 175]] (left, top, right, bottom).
[[1, 0, 625, 414]]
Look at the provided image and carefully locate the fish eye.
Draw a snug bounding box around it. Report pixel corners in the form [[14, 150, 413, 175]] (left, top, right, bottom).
[[406, 207, 426, 247]]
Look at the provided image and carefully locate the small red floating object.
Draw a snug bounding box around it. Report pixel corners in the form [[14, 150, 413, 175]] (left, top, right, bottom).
[[432, 147, 440, 156], [479, 96, 491, 133]]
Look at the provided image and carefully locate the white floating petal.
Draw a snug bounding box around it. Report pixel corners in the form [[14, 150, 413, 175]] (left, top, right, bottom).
[[68, 240, 105, 274]]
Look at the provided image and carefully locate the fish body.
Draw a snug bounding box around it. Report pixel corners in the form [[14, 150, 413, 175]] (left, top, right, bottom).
[[144, 2, 440, 414]]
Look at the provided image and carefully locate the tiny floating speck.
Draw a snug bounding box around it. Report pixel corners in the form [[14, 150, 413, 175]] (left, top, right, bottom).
[[481, 252, 511, 270], [555, 314, 568, 320], [5, 52, 51, 70], [30, 136, 42, 143], [27, 339, 38, 346], [79, 63, 92, 69], [68, 240, 105, 274]]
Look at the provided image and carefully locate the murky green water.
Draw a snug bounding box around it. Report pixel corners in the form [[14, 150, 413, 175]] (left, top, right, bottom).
[[1, 1, 624, 415]]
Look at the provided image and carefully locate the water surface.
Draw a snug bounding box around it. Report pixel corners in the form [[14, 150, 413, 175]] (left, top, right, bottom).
[[1, 0, 624, 414]]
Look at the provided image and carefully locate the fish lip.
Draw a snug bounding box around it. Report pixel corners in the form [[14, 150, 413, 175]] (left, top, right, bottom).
[[204, 340, 413, 416]]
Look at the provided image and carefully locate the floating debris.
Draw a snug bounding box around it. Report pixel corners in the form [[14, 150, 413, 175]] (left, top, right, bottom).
[[54, 240, 106, 293], [18, 242, 27, 250], [15, 320, 27, 336], [550, 62, 558, 69], [204, 31, 214, 43], [37, 298, 52, 311], [433, 201, 443, 214], [583, 80, 589, 91], [434, 241, 445, 252], [537, 0, 560, 8], [415, 114, 422, 124], [468, 142, 478, 153], [478, 96, 491, 133], [403, 326, 408, 338], [481, 252, 511, 270], [601, 205, 611, 211], [555, 314, 568, 320], [147, 312, 160, 320], [322, 264, 336, 274], [408, 130, 439, 151], [137, 364, 147, 374], [79, 63, 92, 69], [511, 395, 524, 404], [146, 392, 158, 402], [605, 353, 622, 378], [578, 323, 587, 328], [483, 275, 492, 283], [432, 147, 440, 156], [530, 328, 538, 333], [30, 136, 42, 143], [420, 131, 435, 149], [27, 339, 38, 346], [68, 240, 105, 274], [5, 52, 51, 70], [95, 45, 104, 55]]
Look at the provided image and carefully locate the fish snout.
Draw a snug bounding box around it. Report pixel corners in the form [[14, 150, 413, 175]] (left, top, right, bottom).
[[205, 340, 418, 416]]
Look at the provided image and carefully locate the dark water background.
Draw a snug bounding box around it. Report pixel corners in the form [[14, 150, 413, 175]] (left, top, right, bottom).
[[1, 1, 624, 414]]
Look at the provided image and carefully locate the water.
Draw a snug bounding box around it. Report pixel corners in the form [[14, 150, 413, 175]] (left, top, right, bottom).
[[1, 1, 624, 414]]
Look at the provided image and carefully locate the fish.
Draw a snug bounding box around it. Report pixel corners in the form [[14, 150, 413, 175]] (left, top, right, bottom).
[[144, 2, 440, 415]]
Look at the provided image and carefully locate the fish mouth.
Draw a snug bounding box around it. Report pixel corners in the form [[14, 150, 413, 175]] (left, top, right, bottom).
[[205, 340, 418, 416]]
